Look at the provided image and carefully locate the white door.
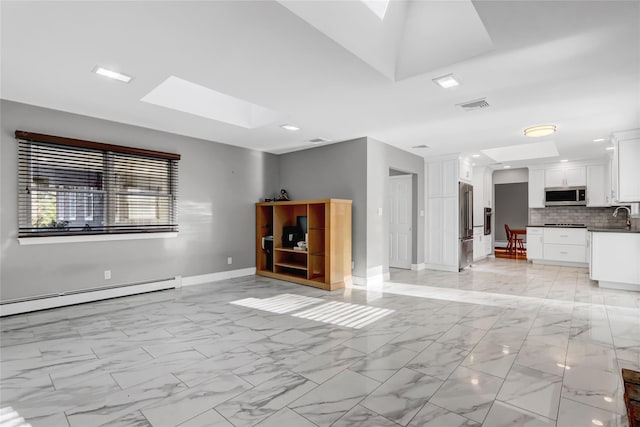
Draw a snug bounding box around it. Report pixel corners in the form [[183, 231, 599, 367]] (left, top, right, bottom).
[[389, 175, 412, 269]]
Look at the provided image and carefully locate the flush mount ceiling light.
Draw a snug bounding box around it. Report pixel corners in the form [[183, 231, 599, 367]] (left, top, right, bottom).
[[524, 124, 556, 138], [432, 74, 460, 89], [281, 124, 300, 131], [93, 66, 132, 83]]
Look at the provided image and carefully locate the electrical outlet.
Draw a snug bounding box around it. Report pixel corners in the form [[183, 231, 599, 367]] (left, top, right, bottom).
[[227, 257, 233, 265], [104, 270, 111, 280]]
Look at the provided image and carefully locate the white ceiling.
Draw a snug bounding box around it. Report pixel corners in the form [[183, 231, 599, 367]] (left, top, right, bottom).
[[1, 1, 639, 167]]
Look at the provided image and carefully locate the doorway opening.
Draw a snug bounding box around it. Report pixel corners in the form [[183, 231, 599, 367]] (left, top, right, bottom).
[[494, 182, 528, 260]]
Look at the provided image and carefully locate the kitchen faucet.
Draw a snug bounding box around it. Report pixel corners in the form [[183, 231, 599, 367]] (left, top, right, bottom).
[[613, 206, 631, 229]]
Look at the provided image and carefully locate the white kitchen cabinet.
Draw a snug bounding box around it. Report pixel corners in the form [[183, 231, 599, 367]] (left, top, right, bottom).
[[526, 227, 544, 260], [586, 164, 610, 207], [428, 158, 458, 198], [459, 157, 472, 183], [544, 227, 587, 245], [545, 166, 586, 187], [617, 136, 640, 202], [526, 227, 587, 266], [425, 157, 460, 271], [528, 169, 545, 208], [590, 231, 640, 290]]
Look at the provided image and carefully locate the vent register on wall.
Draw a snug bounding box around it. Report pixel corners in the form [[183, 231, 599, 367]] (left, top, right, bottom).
[[256, 199, 352, 291]]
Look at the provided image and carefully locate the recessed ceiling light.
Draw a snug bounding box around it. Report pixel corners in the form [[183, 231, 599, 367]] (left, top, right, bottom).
[[524, 124, 556, 138], [280, 124, 300, 131], [593, 138, 606, 142], [93, 66, 132, 83], [472, 154, 480, 158], [560, 159, 568, 162], [503, 165, 511, 169], [433, 74, 460, 89], [605, 146, 615, 150]]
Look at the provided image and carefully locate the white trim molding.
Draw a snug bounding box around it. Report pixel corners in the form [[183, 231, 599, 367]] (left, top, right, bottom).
[[411, 263, 426, 271], [351, 265, 389, 287], [0, 278, 178, 317], [18, 232, 178, 245], [181, 267, 256, 287]]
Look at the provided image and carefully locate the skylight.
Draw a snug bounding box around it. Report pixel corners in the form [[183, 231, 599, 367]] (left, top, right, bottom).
[[141, 76, 283, 129], [481, 141, 559, 162], [360, 0, 389, 20]]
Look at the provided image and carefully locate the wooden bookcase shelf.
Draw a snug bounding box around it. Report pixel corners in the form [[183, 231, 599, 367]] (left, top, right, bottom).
[[256, 198, 352, 291]]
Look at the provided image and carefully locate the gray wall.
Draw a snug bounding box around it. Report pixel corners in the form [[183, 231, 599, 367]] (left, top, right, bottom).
[[495, 182, 529, 242], [367, 139, 424, 274], [0, 100, 279, 301], [277, 138, 367, 277]]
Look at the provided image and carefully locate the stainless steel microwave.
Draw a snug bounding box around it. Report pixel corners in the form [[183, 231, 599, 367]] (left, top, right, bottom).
[[544, 186, 587, 206]]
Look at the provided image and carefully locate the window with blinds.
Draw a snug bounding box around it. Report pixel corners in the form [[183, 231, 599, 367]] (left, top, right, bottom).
[[16, 131, 180, 238]]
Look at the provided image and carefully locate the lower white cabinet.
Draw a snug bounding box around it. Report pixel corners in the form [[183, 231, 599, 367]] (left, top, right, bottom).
[[526, 227, 543, 260], [590, 231, 640, 290], [526, 227, 587, 265], [473, 227, 492, 261]]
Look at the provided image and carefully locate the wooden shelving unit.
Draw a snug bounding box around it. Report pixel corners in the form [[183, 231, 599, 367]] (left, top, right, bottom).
[[255, 199, 352, 291]]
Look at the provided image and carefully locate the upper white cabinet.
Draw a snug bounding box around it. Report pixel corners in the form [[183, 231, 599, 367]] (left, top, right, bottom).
[[528, 168, 545, 208], [472, 166, 493, 226], [586, 164, 610, 207], [459, 158, 472, 183], [545, 166, 586, 187], [428, 158, 458, 198], [613, 130, 640, 202]]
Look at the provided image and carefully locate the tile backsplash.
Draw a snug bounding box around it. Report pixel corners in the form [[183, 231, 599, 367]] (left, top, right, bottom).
[[529, 206, 638, 228]]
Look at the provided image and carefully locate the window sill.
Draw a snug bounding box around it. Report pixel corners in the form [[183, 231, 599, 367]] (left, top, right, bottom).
[[17, 232, 178, 245]]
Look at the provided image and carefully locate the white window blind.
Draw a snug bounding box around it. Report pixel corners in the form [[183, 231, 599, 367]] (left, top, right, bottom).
[[17, 131, 179, 238]]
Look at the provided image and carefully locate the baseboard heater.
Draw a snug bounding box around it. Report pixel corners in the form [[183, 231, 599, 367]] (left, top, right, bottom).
[[0, 277, 179, 317]]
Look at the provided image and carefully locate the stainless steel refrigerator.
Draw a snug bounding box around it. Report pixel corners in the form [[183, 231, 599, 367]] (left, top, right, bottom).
[[459, 182, 473, 271]]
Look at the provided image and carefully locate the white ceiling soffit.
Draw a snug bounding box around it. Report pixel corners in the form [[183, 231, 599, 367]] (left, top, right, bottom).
[[395, 0, 494, 81], [278, 0, 493, 82], [277, 0, 408, 81], [141, 76, 284, 129], [481, 140, 559, 163]]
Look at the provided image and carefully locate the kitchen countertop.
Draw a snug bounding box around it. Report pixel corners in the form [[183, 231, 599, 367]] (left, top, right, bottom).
[[588, 228, 640, 233], [527, 225, 587, 228]]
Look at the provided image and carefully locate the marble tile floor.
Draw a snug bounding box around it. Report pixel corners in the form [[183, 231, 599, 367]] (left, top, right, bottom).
[[1, 258, 638, 427]]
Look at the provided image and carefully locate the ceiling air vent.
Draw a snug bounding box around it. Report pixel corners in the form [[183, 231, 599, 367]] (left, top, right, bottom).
[[457, 98, 489, 111], [412, 144, 430, 149], [309, 137, 331, 144]]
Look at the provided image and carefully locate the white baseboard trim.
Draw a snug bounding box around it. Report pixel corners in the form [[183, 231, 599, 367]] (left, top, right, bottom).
[[0, 278, 178, 317], [531, 260, 588, 268], [424, 263, 459, 273], [351, 265, 389, 287], [411, 263, 426, 271], [181, 267, 256, 287], [597, 280, 640, 291]]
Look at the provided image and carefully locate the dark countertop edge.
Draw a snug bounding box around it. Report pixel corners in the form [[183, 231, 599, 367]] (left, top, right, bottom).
[[588, 228, 640, 233], [527, 225, 587, 228]]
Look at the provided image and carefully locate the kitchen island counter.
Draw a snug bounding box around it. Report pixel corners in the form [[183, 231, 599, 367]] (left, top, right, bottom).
[[590, 230, 640, 291]]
